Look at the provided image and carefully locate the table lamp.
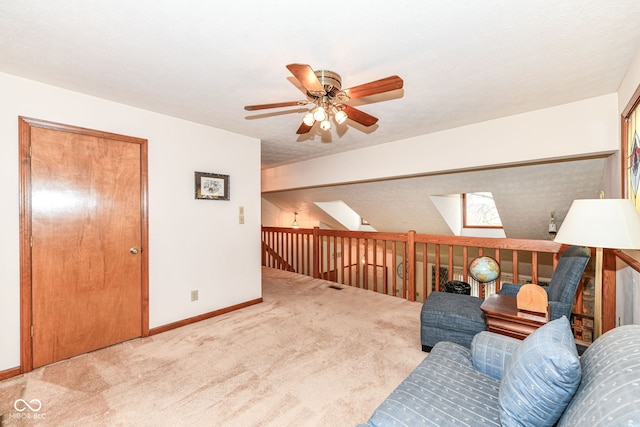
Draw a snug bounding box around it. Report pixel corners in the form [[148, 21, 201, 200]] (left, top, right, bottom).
[[554, 198, 640, 338]]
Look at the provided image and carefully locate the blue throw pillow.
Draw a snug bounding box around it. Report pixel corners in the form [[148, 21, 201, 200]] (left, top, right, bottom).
[[499, 316, 581, 427], [471, 331, 522, 380]]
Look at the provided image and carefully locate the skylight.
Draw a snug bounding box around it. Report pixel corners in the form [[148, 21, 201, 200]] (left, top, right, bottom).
[[314, 201, 376, 231], [463, 192, 503, 228], [430, 192, 505, 237]]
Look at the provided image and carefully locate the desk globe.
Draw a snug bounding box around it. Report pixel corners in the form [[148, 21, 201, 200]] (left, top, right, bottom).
[[469, 256, 500, 283]]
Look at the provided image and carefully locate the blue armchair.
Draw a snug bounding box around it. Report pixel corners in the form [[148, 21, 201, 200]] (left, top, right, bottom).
[[420, 245, 590, 351], [498, 245, 591, 321]]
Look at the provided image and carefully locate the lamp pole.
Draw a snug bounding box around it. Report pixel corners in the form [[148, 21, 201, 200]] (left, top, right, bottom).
[[554, 198, 640, 339], [593, 247, 603, 338]]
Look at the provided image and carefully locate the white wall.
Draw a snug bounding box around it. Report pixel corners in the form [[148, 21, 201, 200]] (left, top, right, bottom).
[[261, 198, 320, 229], [261, 198, 288, 227], [0, 73, 262, 371], [429, 195, 461, 234], [262, 94, 619, 192]]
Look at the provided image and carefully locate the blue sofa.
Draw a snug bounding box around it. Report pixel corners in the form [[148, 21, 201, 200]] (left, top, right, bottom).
[[359, 317, 640, 427]]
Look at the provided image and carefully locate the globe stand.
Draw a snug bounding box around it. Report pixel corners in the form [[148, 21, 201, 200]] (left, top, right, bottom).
[[468, 256, 500, 299]]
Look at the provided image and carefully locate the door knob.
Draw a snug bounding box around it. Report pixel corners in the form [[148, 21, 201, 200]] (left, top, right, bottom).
[[129, 247, 140, 254]]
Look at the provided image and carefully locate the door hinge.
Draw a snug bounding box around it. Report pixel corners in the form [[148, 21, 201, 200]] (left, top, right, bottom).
[[30, 325, 34, 338], [30, 235, 33, 247], [29, 145, 32, 158]]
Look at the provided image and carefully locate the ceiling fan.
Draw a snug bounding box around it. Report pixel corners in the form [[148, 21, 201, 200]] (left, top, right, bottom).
[[244, 63, 404, 134]]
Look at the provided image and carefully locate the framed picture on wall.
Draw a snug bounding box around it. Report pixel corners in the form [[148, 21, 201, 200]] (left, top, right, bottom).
[[622, 85, 640, 214], [195, 171, 229, 200]]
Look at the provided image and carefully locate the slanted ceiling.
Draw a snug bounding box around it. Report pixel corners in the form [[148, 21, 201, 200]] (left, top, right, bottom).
[[262, 157, 608, 240]]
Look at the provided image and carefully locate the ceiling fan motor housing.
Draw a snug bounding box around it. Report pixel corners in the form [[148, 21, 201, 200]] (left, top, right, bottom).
[[313, 70, 342, 92]]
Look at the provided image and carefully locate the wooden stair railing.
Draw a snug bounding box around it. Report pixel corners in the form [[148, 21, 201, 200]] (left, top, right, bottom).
[[262, 240, 295, 272], [262, 226, 618, 334]]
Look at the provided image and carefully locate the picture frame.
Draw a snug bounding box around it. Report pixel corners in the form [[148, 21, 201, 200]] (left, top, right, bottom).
[[195, 171, 229, 200], [622, 84, 640, 214]]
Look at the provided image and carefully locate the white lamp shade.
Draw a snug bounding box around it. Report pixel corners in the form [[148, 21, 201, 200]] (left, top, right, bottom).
[[313, 107, 327, 121], [333, 108, 348, 125], [554, 199, 640, 249], [302, 111, 315, 126]]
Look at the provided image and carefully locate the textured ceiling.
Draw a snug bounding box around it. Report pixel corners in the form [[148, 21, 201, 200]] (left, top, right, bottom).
[[0, 2, 636, 238], [262, 157, 608, 240], [1, 1, 639, 170]]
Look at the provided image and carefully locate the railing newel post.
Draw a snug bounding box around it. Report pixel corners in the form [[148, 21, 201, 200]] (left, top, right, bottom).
[[313, 226, 320, 279], [408, 230, 416, 302]]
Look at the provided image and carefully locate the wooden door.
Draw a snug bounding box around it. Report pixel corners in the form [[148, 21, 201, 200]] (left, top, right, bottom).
[[19, 117, 149, 370]]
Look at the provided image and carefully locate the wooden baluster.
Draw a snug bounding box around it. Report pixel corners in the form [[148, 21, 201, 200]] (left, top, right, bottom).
[[422, 242, 428, 300], [462, 246, 469, 283], [261, 231, 265, 267], [363, 239, 369, 290], [347, 237, 352, 286], [269, 231, 274, 268], [382, 240, 388, 295], [288, 232, 292, 270], [274, 231, 278, 269], [448, 245, 454, 282], [308, 232, 312, 276], [298, 233, 302, 273], [494, 248, 501, 292], [356, 238, 361, 288], [281, 231, 285, 270], [282, 231, 286, 270], [339, 237, 344, 284], [332, 236, 338, 282], [435, 244, 441, 292], [392, 240, 398, 297], [373, 238, 378, 292], [402, 241, 407, 297], [531, 251, 538, 284]]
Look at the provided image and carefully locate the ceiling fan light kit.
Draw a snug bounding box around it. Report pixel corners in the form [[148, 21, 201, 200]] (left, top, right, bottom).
[[312, 105, 328, 121], [302, 111, 315, 126], [332, 107, 348, 125], [244, 63, 403, 136]]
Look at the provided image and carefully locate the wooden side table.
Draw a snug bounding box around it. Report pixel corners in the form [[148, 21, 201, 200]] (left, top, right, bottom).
[[480, 294, 549, 340]]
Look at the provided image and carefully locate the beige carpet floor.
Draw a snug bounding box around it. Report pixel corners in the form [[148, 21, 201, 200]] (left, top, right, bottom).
[[0, 267, 427, 427]]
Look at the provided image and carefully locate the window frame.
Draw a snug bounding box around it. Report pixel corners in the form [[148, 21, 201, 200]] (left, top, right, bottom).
[[462, 192, 504, 229]]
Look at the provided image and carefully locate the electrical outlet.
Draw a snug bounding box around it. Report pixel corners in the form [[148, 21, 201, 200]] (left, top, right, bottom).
[[191, 290, 198, 302], [239, 206, 245, 224]]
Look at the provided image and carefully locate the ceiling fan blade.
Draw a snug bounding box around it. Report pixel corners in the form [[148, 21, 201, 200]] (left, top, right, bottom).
[[342, 105, 378, 127], [244, 101, 308, 111], [343, 76, 404, 100], [286, 63, 325, 94], [296, 121, 313, 134]]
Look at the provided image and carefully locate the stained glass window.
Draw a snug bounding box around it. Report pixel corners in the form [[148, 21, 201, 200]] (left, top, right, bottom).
[[626, 102, 640, 214]]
